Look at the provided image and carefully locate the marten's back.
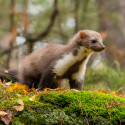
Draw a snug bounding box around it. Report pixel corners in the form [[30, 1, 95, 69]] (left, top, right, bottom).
[[19, 43, 67, 79]]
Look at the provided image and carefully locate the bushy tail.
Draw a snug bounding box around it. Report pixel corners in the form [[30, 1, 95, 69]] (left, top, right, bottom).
[[0, 69, 18, 82]]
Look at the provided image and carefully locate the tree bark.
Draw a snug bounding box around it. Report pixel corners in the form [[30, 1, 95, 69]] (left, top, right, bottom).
[[6, 0, 17, 68], [74, 0, 80, 32]]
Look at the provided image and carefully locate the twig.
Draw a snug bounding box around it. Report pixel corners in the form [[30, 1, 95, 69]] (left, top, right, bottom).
[[0, 0, 58, 57], [68, 116, 77, 125], [26, 0, 58, 42], [0, 43, 25, 56]]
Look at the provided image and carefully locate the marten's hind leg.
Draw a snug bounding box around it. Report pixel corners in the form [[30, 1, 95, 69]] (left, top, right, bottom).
[[38, 71, 58, 90], [19, 75, 33, 88]]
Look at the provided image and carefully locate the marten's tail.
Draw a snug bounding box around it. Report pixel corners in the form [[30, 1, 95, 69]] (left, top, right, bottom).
[[0, 69, 18, 82]]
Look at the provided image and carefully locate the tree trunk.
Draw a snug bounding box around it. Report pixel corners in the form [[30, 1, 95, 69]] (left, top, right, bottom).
[[6, 0, 16, 69]]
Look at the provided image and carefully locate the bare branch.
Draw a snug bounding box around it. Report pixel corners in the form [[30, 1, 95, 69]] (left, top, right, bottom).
[[0, 0, 58, 57], [26, 0, 58, 42], [0, 44, 25, 56], [74, 0, 80, 32]]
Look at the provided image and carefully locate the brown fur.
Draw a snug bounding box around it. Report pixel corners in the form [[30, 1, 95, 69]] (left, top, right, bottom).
[[18, 30, 105, 90]]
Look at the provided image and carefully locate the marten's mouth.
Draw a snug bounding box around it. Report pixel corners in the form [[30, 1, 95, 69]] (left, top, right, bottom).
[[90, 46, 105, 52]]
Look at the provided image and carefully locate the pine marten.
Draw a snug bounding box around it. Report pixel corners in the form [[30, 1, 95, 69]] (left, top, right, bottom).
[[1, 30, 105, 90], [17, 30, 105, 90]]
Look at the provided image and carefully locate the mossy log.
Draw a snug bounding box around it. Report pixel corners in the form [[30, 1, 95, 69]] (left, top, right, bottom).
[[0, 84, 125, 125]]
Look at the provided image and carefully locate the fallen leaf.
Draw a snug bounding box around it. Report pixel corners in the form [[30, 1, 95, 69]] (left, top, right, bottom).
[[29, 95, 36, 102], [5, 82, 12, 86], [16, 94, 21, 97], [17, 99, 24, 106], [71, 89, 79, 92], [3, 80, 6, 84], [43, 88, 48, 94], [7, 83, 29, 93], [1, 112, 12, 125], [13, 105, 24, 111], [98, 89, 106, 93], [12, 100, 24, 111], [48, 88, 64, 91], [111, 91, 116, 95], [31, 87, 37, 93], [0, 111, 7, 117]]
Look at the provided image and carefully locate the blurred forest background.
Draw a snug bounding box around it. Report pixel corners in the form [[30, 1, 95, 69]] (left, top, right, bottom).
[[0, 0, 125, 92]]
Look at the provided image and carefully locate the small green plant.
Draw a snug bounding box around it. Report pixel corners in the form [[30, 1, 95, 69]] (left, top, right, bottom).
[[84, 62, 125, 91]]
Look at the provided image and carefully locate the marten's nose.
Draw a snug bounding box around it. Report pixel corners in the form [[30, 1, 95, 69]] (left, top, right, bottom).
[[102, 45, 105, 50]]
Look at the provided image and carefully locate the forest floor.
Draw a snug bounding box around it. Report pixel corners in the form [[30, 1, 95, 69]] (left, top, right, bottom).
[[0, 82, 125, 125]]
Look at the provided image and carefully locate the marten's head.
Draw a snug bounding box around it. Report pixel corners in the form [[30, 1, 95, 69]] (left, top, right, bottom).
[[76, 30, 105, 52]]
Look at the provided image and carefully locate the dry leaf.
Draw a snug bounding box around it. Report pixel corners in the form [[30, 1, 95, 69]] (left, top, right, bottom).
[[29, 95, 36, 101], [43, 88, 48, 94], [13, 105, 24, 111], [16, 94, 21, 97], [1, 112, 12, 125], [111, 91, 116, 95], [98, 89, 106, 93], [0, 111, 7, 117], [7, 83, 29, 93], [31, 87, 37, 93], [3, 80, 6, 84], [29, 98, 33, 101], [71, 89, 79, 92], [5, 82, 12, 86], [17, 99, 24, 105], [48, 88, 64, 91], [13, 99, 24, 111]]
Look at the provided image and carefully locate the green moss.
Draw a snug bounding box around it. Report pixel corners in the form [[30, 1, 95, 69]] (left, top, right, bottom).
[[0, 82, 125, 125], [40, 91, 125, 125]]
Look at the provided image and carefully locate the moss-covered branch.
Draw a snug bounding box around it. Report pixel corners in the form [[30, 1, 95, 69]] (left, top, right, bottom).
[[0, 82, 125, 125]]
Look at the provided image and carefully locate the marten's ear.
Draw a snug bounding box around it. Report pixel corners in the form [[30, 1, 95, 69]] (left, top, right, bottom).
[[79, 31, 87, 39]]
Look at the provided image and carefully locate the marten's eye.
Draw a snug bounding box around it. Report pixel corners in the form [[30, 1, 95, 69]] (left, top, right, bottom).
[[91, 40, 96, 43]]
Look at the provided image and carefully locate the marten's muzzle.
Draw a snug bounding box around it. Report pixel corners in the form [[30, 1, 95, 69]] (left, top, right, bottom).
[[90, 45, 105, 52]]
